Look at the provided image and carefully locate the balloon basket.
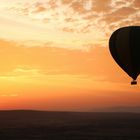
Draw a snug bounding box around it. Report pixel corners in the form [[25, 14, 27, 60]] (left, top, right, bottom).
[[131, 80, 137, 85]]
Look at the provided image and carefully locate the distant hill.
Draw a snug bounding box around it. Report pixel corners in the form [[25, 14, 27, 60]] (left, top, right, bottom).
[[100, 106, 140, 113]]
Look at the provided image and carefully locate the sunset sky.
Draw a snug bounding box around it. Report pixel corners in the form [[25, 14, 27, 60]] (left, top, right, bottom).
[[0, 0, 140, 111]]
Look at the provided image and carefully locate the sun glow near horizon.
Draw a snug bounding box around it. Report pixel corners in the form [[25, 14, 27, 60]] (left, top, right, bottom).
[[0, 0, 140, 111]]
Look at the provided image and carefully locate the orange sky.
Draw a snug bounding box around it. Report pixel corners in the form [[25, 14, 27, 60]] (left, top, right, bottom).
[[0, 0, 140, 111]]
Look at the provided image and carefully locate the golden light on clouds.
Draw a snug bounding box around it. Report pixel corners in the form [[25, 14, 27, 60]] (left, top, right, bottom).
[[0, 0, 140, 111]]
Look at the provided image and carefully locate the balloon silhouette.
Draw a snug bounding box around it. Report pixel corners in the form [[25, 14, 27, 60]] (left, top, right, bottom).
[[109, 26, 140, 85]]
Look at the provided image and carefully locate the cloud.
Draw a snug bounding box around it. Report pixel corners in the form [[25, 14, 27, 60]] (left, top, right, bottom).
[[0, 39, 132, 84], [1, 0, 139, 48], [102, 7, 137, 28], [91, 0, 111, 13], [133, 0, 140, 8], [110, 0, 134, 9], [0, 93, 18, 97], [33, 5, 46, 13]]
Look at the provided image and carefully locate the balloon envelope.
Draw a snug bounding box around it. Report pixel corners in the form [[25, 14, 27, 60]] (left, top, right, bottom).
[[109, 26, 140, 83]]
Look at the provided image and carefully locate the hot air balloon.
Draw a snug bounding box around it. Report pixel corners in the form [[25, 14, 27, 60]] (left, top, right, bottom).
[[109, 26, 140, 85]]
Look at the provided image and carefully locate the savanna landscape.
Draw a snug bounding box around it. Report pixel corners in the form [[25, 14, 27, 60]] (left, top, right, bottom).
[[0, 110, 140, 139]]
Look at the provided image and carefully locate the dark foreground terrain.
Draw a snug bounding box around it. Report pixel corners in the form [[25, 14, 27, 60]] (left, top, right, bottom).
[[0, 110, 140, 140]]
